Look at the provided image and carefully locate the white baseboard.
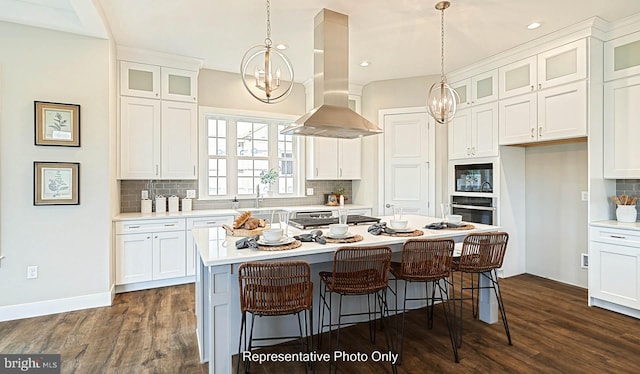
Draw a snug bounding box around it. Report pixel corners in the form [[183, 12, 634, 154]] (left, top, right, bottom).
[[0, 290, 113, 322], [114, 276, 194, 293]]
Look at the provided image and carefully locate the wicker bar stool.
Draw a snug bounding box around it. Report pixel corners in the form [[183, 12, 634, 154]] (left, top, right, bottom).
[[451, 232, 511, 348], [317, 246, 395, 373], [388, 238, 458, 364], [236, 260, 313, 374]]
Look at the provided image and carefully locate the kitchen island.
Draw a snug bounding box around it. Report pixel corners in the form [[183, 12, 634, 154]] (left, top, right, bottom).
[[194, 215, 500, 374]]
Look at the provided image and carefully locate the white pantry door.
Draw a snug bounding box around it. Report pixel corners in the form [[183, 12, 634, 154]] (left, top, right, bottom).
[[382, 111, 432, 216]]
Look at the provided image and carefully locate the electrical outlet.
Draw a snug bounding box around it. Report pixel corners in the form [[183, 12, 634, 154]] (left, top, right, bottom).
[[186, 190, 196, 198], [581, 253, 589, 269], [141, 190, 149, 200], [306, 188, 314, 196], [27, 265, 38, 279], [581, 191, 588, 201]]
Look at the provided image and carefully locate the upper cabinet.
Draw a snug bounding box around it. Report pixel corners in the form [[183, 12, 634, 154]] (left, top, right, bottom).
[[451, 69, 498, 109], [121, 62, 198, 103], [449, 69, 499, 160], [306, 137, 362, 180], [605, 31, 640, 81], [498, 39, 588, 145], [499, 39, 587, 99], [117, 49, 202, 180], [120, 61, 161, 99]]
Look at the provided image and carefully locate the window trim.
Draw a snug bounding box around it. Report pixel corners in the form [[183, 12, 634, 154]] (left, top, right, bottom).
[[198, 106, 305, 200]]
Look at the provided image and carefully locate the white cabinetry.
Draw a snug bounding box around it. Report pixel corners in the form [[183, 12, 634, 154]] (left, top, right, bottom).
[[604, 75, 640, 178], [115, 219, 186, 287], [118, 57, 199, 180], [604, 31, 640, 81], [452, 69, 499, 109], [449, 102, 498, 160], [498, 39, 588, 145], [590, 225, 640, 317], [186, 216, 233, 276], [306, 137, 362, 180]]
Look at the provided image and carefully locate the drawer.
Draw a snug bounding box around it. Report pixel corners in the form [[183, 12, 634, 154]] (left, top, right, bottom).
[[590, 226, 640, 247], [115, 218, 186, 234], [187, 216, 234, 230]]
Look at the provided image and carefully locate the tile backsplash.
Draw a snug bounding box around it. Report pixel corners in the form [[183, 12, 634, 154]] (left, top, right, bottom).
[[119, 180, 352, 213]]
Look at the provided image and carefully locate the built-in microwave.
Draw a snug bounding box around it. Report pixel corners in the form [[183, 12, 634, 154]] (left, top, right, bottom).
[[454, 163, 493, 193]]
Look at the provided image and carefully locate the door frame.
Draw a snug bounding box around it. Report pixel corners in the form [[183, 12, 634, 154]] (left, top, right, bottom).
[[377, 107, 436, 217]]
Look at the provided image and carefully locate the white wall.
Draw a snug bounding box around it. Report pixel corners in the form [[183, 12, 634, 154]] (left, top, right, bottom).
[[0, 22, 113, 320], [525, 142, 588, 287], [198, 69, 306, 115], [358, 75, 443, 214]]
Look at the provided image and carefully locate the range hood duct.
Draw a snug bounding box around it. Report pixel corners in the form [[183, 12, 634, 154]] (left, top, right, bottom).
[[281, 9, 382, 139]]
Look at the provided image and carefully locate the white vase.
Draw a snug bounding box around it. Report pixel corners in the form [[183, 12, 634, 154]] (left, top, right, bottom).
[[616, 205, 637, 223]]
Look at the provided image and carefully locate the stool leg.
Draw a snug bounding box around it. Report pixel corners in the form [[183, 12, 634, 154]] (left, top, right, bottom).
[[379, 289, 397, 374], [438, 279, 460, 363], [457, 270, 464, 348], [317, 283, 326, 349], [472, 273, 479, 318], [487, 269, 512, 345], [236, 312, 246, 374]]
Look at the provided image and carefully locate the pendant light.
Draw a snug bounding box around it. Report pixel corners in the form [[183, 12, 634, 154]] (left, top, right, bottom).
[[427, 1, 459, 124], [240, 0, 294, 104]]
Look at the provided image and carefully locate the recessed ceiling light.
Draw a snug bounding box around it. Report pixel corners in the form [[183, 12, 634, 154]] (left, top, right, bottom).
[[360, 61, 370, 67], [527, 22, 541, 30], [276, 44, 287, 50]]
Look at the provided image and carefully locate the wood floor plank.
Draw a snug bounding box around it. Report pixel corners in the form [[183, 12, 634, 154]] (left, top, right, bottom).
[[1, 275, 640, 373]]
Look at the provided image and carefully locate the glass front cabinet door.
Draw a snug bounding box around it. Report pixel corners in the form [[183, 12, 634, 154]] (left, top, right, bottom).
[[605, 31, 640, 81], [120, 61, 161, 99]]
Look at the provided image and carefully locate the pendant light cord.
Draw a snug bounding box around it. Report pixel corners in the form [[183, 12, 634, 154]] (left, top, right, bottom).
[[265, 0, 272, 47], [440, 5, 446, 82]]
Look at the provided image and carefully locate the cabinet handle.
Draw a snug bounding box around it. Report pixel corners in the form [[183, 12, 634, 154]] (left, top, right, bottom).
[[466, 147, 470, 155], [164, 223, 176, 227], [128, 225, 140, 229], [155, 165, 159, 176], [471, 147, 476, 155], [154, 235, 158, 239], [205, 221, 217, 225], [193, 165, 196, 176], [609, 235, 626, 239], [340, 168, 343, 177], [530, 128, 535, 138], [155, 93, 159, 97], [315, 168, 318, 177], [538, 83, 542, 90], [146, 236, 151, 239], [538, 126, 542, 137], [531, 85, 534, 91]]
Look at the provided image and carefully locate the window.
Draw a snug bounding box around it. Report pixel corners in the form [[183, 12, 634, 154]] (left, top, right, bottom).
[[199, 109, 301, 199]]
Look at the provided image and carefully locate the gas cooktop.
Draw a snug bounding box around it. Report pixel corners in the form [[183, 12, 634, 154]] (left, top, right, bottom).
[[288, 215, 381, 229]]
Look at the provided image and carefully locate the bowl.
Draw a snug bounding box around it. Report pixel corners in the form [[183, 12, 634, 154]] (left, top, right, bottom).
[[446, 214, 463, 224], [262, 228, 283, 242], [389, 219, 408, 229], [329, 223, 349, 236]]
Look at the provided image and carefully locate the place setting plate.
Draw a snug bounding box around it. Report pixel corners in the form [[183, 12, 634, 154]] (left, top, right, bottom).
[[257, 236, 296, 246], [324, 231, 357, 240]]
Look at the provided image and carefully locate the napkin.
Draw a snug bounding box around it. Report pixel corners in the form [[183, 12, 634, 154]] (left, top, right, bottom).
[[235, 235, 260, 249], [424, 221, 465, 230], [367, 222, 387, 235], [294, 230, 326, 244]]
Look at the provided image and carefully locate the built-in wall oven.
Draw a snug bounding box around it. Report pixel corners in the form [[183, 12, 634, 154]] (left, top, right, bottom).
[[454, 162, 494, 193], [451, 196, 496, 225]]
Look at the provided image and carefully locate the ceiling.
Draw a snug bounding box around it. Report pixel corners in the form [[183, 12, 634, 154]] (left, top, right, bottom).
[[2, 0, 640, 85]]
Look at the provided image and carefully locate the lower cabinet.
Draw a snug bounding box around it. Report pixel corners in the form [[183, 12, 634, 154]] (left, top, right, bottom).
[[114, 218, 186, 286], [589, 225, 640, 315]]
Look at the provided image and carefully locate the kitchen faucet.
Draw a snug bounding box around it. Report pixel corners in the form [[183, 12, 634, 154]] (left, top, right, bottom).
[[255, 184, 264, 208]]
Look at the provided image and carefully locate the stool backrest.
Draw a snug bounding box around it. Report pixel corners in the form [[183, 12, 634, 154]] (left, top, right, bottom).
[[400, 238, 454, 281], [458, 232, 509, 272], [238, 260, 313, 315], [330, 246, 392, 294]]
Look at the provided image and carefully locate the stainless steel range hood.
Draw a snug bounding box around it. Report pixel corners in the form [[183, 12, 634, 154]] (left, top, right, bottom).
[[281, 9, 382, 139]]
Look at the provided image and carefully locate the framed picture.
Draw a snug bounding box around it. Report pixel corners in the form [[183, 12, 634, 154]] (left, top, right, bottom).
[[34, 162, 80, 206], [34, 101, 80, 147]]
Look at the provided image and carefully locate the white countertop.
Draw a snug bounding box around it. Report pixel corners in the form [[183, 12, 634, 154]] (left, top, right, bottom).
[[591, 220, 640, 231], [113, 204, 372, 221], [194, 215, 499, 267]]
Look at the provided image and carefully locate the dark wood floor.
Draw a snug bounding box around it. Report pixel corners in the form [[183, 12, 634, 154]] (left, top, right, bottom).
[[1, 274, 640, 373]]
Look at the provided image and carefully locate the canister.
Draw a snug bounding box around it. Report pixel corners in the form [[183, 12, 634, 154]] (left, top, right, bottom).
[[182, 198, 192, 212], [168, 195, 179, 213], [155, 195, 166, 213], [141, 199, 152, 214]]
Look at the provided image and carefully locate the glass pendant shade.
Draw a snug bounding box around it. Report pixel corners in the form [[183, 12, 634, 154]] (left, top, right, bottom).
[[427, 80, 459, 124]]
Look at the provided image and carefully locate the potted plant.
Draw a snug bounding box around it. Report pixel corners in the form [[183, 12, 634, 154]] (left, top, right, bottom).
[[260, 169, 278, 194]]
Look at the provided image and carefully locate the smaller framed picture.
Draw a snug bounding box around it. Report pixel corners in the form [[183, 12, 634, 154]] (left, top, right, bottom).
[[34, 162, 80, 206], [34, 101, 80, 147]]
